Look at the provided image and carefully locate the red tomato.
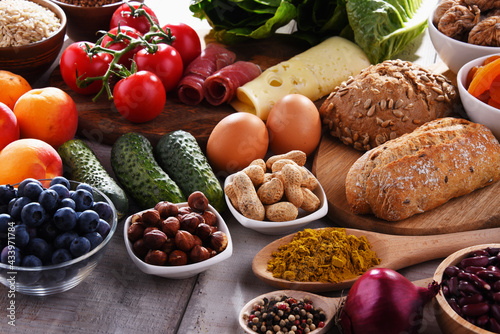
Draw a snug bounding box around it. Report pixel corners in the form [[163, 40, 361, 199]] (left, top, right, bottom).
[[60, 42, 112, 95], [162, 23, 201, 67], [100, 26, 142, 67], [134, 44, 183, 92], [113, 71, 166, 123], [109, 2, 159, 35]]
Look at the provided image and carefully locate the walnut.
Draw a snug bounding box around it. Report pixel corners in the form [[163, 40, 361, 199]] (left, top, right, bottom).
[[437, 4, 481, 41], [468, 15, 500, 46], [464, 0, 500, 12]]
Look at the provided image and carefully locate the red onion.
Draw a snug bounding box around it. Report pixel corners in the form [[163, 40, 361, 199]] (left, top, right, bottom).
[[339, 268, 439, 334]]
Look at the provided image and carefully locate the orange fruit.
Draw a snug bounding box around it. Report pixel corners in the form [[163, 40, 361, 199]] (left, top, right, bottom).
[[14, 87, 78, 149], [0, 70, 32, 110], [0, 102, 19, 151], [0, 138, 63, 187]]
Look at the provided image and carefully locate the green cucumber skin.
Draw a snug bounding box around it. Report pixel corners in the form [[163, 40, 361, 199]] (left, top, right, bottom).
[[111, 132, 185, 209], [58, 139, 129, 219], [155, 130, 225, 213]]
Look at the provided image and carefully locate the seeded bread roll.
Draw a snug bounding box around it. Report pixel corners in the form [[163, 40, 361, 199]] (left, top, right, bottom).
[[345, 118, 500, 221], [319, 59, 460, 151]]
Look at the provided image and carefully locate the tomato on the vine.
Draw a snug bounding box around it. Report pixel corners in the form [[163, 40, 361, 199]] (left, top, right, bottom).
[[109, 3, 159, 35], [100, 26, 143, 68], [60, 42, 113, 95], [113, 70, 166, 123], [162, 23, 202, 68], [134, 44, 183, 92]]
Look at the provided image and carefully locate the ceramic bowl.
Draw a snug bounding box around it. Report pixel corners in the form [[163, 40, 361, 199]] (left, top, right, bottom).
[[428, 6, 500, 74], [123, 203, 233, 279], [433, 243, 500, 334], [49, 0, 143, 42], [224, 169, 328, 235], [0, 0, 67, 82], [0, 180, 118, 296], [456, 53, 500, 140]]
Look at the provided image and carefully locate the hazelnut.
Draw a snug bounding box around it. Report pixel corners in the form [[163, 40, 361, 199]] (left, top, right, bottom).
[[206, 247, 217, 258], [193, 235, 203, 247], [188, 191, 209, 212], [133, 238, 149, 258], [145, 249, 167, 265], [155, 201, 179, 219], [168, 250, 188, 266], [177, 206, 192, 218], [196, 223, 212, 241], [201, 210, 217, 226], [127, 222, 145, 242], [175, 230, 195, 252], [209, 231, 228, 253], [161, 237, 176, 254], [143, 226, 159, 235], [161, 216, 180, 237], [141, 209, 161, 227], [189, 245, 210, 263], [179, 212, 204, 234], [130, 213, 142, 224], [143, 229, 168, 250]]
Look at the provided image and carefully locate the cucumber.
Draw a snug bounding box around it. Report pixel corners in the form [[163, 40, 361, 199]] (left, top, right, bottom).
[[57, 139, 129, 219], [154, 130, 225, 213], [111, 132, 185, 209]]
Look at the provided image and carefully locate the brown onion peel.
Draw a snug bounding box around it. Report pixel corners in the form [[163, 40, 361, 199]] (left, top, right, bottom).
[[337, 268, 439, 334]]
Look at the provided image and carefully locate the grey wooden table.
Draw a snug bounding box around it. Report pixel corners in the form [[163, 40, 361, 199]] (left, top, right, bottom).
[[0, 1, 447, 333]]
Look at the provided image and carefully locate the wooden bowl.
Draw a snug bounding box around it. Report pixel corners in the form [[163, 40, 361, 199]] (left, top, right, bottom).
[[49, 0, 143, 42], [0, 0, 67, 82], [432, 243, 500, 334]]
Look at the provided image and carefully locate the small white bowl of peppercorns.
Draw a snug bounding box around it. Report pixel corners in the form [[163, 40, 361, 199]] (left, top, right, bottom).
[[123, 191, 233, 279]]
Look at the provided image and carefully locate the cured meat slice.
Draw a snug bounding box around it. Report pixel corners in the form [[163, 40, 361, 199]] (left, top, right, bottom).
[[177, 43, 236, 105], [203, 61, 262, 106]]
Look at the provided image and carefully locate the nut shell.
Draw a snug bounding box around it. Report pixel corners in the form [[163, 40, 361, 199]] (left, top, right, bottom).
[[143, 229, 168, 250], [168, 250, 188, 266], [175, 230, 196, 252], [209, 231, 228, 253]]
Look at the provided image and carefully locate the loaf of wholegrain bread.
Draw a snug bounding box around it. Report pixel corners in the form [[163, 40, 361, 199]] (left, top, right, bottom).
[[346, 117, 500, 221]]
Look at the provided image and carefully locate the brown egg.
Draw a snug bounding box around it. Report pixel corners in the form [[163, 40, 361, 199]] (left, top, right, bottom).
[[266, 94, 322, 156], [207, 112, 269, 174]]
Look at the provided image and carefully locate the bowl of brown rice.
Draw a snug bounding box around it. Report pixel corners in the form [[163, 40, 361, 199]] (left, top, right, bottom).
[[49, 0, 143, 43], [0, 0, 67, 82]]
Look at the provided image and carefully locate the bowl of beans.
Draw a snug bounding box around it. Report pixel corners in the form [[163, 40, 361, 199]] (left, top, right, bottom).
[[0, 0, 67, 82], [433, 244, 500, 334], [49, 0, 143, 42]]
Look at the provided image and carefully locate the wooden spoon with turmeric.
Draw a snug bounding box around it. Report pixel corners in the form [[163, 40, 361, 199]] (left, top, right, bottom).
[[252, 227, 500, 292]]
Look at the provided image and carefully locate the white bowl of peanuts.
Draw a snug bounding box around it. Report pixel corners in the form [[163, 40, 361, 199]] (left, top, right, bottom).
[[224, 150, 328, 235]]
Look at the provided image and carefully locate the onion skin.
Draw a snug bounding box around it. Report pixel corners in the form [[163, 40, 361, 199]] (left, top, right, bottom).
[[339, 268, 439, 334]]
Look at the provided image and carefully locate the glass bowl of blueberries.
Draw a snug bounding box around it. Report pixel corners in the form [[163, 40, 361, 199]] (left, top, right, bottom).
[[0, 177, 117, 296]]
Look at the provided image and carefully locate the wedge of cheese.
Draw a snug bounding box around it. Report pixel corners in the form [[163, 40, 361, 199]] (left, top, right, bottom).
[[231, 36, 371, 120]]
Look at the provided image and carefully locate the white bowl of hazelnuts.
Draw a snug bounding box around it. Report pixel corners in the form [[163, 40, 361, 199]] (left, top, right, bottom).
[[123, 191, 233, 279]]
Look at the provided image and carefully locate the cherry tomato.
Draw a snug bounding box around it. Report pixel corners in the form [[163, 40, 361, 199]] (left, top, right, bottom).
[[100, 26, 143, 68], [60, 42, 112, 95], [134, 44, 183, 92], [162, 23, 202, 67], [109, 3, 159, 35], [113, 71, 166, 123]]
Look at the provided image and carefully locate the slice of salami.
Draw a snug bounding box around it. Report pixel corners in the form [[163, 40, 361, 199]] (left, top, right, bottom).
[[177, 43, 236, 105], [203, 61, 262, 106]]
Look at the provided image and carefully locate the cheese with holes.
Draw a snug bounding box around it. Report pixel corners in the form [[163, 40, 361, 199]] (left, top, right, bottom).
[[231, 36, 371, 120]]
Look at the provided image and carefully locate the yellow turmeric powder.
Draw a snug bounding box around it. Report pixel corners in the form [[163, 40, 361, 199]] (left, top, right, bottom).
[[267, 228, 381, 283]]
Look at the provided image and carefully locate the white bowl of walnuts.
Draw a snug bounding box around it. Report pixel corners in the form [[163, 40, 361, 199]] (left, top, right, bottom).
[[123, 191, 233, 279]]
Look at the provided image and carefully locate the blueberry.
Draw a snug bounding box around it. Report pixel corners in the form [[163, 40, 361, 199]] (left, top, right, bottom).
[[96, 219, 111, 238], [60, 198, 76, 210], [49, 176, 70, 189], [51, 248, 72, 264], [49, 183, 71, 202], [21, 202, 47, 227], [25, 237, 52, 264], [0, 184, 17, 206], [1, 246, 21, 266], [84, 232, 103, 250], [53, 231, 78, 250], [53, 207, 77, 231], [69, 236, 91, 258], [76, 183, 94, 196], [9, 196, 31, 221], [71, 189, 94, 211], [43, 268, 66, 283], [23, 181, 44, 201], [37, 221, 59, 243], [92, 201, 113, 222], [14, 224, 30, 248], [77, 210, 99, 234], [38, 189, 59, 213], [21, 254, 43, 267], [17, 178, 42, 197], [0, 213, 11, 234]]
